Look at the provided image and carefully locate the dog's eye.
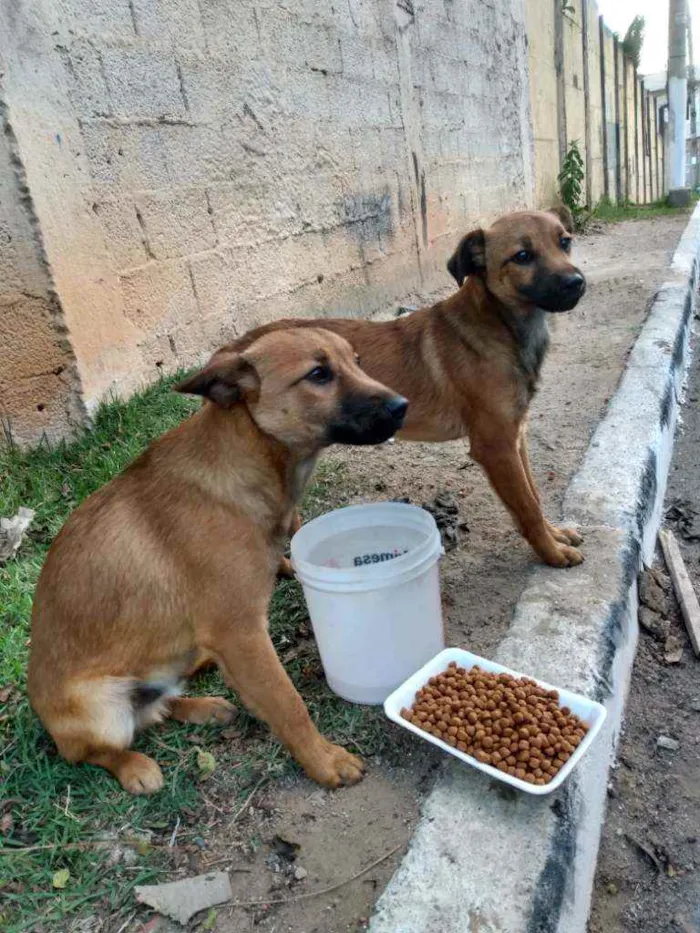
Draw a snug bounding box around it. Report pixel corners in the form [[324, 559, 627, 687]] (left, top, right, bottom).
[[305, 365, 334, 385], [560, 236, 572, 252], [512, 250, 533, 265]]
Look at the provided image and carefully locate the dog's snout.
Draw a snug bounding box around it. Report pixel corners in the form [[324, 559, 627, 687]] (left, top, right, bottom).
[[385, 395, 408, 424], [562, 272, 585, 296]]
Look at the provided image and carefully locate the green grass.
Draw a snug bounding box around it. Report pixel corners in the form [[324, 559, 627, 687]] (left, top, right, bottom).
[[0, 375, 391, 933], [591, 193, 699, 224]]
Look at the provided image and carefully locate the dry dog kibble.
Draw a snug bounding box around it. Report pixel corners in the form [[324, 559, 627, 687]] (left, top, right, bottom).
[[400, 662, 589, 786]]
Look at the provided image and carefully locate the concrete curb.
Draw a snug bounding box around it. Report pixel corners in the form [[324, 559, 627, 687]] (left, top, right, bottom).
[[369, 203, 700, 933]]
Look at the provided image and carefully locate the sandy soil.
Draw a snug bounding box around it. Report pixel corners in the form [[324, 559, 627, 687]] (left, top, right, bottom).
[[201, 213, 689, 933], [589, 293, 700, 933]]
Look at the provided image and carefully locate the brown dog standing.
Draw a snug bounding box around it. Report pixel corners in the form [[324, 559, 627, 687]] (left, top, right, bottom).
[[233, 208, 586, 568], [28, 329, 407, 793]]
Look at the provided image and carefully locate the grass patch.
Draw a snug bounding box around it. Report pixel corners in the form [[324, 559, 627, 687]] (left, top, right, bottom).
[[0, 376, 390, 932], [591, 194, 698, 224]]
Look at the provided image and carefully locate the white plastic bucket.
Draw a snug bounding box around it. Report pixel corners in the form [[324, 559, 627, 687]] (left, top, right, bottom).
[[290, 502, 445, 704]]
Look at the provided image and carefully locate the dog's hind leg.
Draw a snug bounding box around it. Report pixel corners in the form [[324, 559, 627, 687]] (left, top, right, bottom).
[[84, 749, 164, 794], [44, 678, 165, 795], [167, 696, 236, 724], [517, 425, 583, 547]]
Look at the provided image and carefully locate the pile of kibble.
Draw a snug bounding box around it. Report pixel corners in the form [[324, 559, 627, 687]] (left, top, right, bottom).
[[400, 661, 589, 785]]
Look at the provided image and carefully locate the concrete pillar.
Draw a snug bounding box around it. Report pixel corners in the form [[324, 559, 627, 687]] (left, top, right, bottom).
[[667, 0, 690, 203]]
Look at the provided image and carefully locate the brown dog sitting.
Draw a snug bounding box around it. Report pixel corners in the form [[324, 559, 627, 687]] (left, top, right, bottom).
[[28, 329, 407, 794], [233, 207, 586, 568]]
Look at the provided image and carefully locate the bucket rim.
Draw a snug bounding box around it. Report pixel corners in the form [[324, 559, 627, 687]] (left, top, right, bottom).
[[290, 501, 442, 589]]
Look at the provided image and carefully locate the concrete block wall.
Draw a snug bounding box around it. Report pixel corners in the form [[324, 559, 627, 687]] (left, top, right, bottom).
[[526, 0, 665, 210], [1, 0, 534, 443]]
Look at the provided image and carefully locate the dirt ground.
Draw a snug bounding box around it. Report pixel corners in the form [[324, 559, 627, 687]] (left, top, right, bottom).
[[588, 295, 700, 932], [144, 214, 690, 933]]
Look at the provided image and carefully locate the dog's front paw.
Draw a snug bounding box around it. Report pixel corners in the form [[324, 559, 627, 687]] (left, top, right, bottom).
[[306, 741, 366, 788], [547, 543, 584, 568], [547, 523, 583, 546]]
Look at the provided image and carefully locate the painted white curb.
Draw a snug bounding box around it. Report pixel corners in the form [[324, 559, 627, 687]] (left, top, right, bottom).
[[368, 203, 700, 933]]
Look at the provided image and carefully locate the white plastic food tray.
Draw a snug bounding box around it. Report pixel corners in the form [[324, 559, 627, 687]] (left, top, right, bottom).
[[384, 647, 607, 795]]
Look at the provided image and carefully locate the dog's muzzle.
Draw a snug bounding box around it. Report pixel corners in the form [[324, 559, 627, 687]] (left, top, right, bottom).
[[327, 394, 408, 446], [520, 270, 586, 312]]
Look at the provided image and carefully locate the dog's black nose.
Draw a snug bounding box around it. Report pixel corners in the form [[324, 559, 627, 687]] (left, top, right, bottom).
[[386, 396, 408, 423], [562, 272, 585, 297]]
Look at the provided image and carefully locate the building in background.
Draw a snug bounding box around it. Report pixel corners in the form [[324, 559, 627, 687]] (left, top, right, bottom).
[[644, 67, 700, 190]]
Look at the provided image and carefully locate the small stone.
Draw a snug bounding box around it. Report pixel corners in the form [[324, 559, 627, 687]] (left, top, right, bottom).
[[664, 635, 684, 664], [293, 865, 308, 881], [638, 607, 669, 641], [657, 735, 680, 751], [606, 882, 619, 895], [639, 571, 670, 616], [689, 698, 700, 712]]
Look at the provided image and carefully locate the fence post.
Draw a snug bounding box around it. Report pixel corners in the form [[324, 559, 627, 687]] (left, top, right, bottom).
[[613, 35, 622, 203], [623, 54, 630, 201], [599, 16, 609, 201], [554, 0, 567, 171], [641, 81, 648, 203], [634, 72, 640, 203], [581, 0, 592, 206]]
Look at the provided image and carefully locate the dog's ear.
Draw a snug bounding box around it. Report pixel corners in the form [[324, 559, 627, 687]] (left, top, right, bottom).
[[547, 204, 574, 234], [447, 229, 486, 286], [175, 353, 260, 408]]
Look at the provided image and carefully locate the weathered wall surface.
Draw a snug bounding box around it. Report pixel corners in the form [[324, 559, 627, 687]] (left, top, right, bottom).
[[0, 93, 85, 445], [1, 0, 674, 445], [1, 0, 534, 443]]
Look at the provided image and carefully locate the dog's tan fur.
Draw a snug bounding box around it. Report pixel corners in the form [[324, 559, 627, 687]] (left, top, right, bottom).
[[28, 328, 406, 794], [234, 208, 586, 568]]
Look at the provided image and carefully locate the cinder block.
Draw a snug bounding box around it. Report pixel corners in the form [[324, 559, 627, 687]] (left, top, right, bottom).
[[101, 46, 187, 121], [290, 170, 345, 233], [278, 70, 332, 121], [93, 198, 148, 269], [174, 52, 240, 124], [82, 123, 171, 193], [188, 248, 246, 321], [61, 40, 112, 117], [260, 10, 342, 74], [161, 124, 236, 186], [340, 35, 375, 81], [325, 76, 390, 128], [120, 258, 198, 332], [57, 0, 136, 41], [0, 372, 77, 447], [0, 294, 70, 382], [131, 0, 206, 50], [198, 1, 260, 57], [207, 182, 286, 249], [135, 188, 217, 259]]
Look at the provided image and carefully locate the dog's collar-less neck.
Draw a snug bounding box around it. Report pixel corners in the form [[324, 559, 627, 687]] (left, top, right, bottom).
[[189, 403, 318, 530], [459, 278, 550, 384]]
